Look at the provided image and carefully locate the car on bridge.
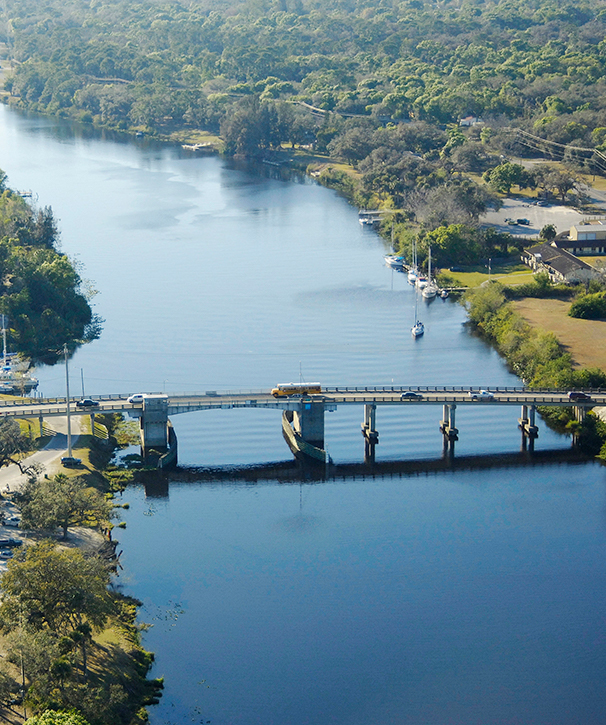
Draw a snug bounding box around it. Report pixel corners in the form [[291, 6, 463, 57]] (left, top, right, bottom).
[[469, 390, 494, 400], [568, 391, 591, 401], [76, 398, 99, 409], [401, 391, 423, 400]]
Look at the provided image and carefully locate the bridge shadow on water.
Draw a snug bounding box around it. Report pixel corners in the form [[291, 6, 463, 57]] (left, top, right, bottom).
[[138, 447, 595, 498]]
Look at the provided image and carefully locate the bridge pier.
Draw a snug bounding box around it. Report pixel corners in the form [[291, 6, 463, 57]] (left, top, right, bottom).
[[292, 398, 325, 449], [440, 404, 458, 453], [140, 396, 177, 466], [518, 405, 539, 451], [361, 404, 379, 443]]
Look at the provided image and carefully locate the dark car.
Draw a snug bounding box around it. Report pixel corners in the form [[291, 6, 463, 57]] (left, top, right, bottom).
[[0, 538, 22, 548], [401, 391, 423, 400], [517, 218, 530, 225], [568, 391, 591, 401], [61, 456, 82, 468], [76, 398, 99, 409]]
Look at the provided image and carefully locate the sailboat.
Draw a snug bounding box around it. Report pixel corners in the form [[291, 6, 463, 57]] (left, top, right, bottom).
[[385, 222, 405, 269], [407, 236, 418, 284], [0, 319, 38, 394], [422, 245, 439, 300], [411, 290, 424, 338]]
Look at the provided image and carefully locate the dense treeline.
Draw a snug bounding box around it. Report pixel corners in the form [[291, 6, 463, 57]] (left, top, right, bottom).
[[4, 0, 606, 154], [3, 0, 604, 268], [0, 172, 100, 362]]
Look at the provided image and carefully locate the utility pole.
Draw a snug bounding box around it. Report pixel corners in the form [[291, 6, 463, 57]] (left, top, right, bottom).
[[64, 344, 72, 457]]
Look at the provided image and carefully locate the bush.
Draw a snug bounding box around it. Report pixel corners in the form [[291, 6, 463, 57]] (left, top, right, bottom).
[[569, 291, 606, 319]]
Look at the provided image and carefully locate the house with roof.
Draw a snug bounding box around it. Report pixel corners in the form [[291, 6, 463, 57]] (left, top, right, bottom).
[[522, 242, 599, 284]]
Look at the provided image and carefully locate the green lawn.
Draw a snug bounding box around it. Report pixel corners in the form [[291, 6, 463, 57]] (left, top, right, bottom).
[[439, 264, 536, 288]]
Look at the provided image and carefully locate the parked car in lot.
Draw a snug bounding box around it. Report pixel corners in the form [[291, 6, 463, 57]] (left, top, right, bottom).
[[401, 391, 423, 400], [568, 391, 591, 401], [517, 218, 530, 225], [0, 538, 22, 548], [75, 398, 99, 409], [3, 516, 21, 527], [469, 390, 494, 400], [61, 456, 82, 468]]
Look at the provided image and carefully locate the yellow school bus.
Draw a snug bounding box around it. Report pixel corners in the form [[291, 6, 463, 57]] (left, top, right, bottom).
[[271, 382, 322, 397]]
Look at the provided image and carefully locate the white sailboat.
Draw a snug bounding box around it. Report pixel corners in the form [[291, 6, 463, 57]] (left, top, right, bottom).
[[411, 290, 424, 338], [422, 245, 439, 300], [0, 318, 38, 394], [407, 236, 418, 284]]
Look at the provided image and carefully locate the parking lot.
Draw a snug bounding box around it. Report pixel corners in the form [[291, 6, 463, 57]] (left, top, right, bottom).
[[481, 199, 590, 239]]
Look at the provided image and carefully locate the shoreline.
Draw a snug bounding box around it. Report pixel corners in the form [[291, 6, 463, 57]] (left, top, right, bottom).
[[0, 413, 159, 724]]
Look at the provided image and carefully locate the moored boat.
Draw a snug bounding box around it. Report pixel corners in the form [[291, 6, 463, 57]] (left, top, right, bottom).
[[421, 246, 438, 299], [385, 255, 405, 269]]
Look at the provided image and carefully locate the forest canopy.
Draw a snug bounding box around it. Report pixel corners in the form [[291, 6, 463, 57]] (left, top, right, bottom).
[[3, 0, 606, 150]]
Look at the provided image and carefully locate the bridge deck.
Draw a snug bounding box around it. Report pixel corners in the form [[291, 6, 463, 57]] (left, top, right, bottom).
[[0, 387, 602, 419]]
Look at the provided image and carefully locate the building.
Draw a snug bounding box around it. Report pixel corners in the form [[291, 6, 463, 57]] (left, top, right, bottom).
[[559, 221, 606, 255], [522, 242, 599, 284]]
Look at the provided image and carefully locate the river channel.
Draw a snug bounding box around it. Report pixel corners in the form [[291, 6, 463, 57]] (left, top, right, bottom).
[[0, 105, 605, 724]]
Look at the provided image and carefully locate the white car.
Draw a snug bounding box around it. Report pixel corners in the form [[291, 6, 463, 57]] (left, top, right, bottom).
[[127, 393, 146, 404], [469, 389, 494, 400]]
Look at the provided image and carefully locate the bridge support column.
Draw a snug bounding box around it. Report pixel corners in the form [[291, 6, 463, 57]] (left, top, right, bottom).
[[140, 396, 170, 463], [292, 398, 325, 449], [361, 404, 379, 443], [440, 404, 458, 454], [519, 405, 539, 451], [38, 414, 44, 438], [570, 405, 587, 447]]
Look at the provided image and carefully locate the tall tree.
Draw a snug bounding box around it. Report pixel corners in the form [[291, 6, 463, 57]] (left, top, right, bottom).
[[18, 474, 114, 540], [1, 540, 114, 635]]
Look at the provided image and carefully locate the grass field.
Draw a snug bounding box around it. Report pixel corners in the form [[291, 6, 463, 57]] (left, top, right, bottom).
[[512, 298, 606, 370]]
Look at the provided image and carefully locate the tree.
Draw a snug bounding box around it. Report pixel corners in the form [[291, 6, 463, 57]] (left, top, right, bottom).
[[483, 162, 532, 194], [18, 474, 114, 540], [26, 711, 91, 725], [540, 223, 557, 241], [0, 540, 114, 635], [0, 418, 38, 480]]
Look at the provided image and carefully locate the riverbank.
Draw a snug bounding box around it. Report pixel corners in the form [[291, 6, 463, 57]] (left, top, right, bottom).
[[0, 414, 158, 725]]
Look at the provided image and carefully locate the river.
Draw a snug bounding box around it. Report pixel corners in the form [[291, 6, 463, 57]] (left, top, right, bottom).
[[0, 105, 604, 724]]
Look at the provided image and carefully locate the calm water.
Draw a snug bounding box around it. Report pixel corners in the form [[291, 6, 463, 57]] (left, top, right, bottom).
[[1, 105, 605, 724]]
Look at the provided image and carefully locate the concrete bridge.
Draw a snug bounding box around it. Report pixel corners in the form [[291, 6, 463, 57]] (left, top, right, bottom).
[[0, 385, 601, 467]]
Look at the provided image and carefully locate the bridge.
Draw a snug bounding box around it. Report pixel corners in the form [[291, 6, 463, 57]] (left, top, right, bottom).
[[0, 385, 601, 467]]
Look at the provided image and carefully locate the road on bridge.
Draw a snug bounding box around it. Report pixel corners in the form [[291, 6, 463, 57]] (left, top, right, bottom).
[[0, 387, 603, 420]]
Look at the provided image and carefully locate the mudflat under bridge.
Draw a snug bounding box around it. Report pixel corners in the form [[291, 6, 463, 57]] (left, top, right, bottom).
[[1, 386, 601, 467]]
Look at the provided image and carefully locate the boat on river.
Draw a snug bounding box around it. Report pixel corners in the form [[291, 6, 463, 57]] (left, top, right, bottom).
[[385, 255, 405, 269], [422, 246, 438, 300], [0, 322, 38, 394], [411, 291, 424, 338]]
